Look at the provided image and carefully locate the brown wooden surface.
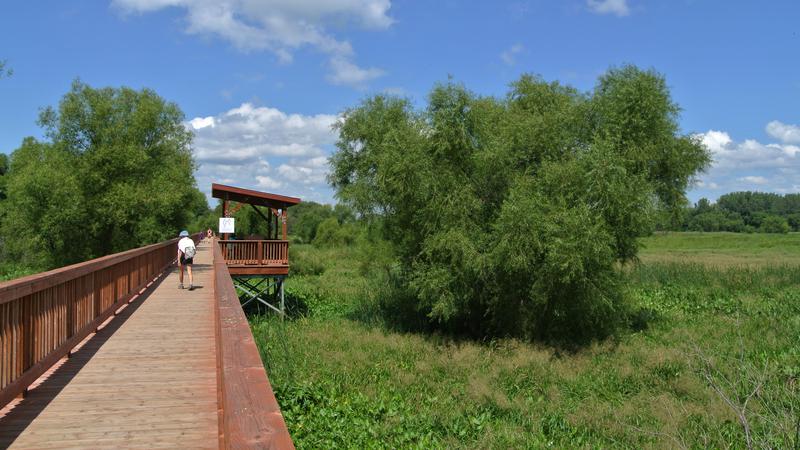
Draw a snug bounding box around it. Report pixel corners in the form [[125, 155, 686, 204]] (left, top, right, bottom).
[[0, 234, 203, 409], [213, 239, 294, 450], [226, 266, 290, 276], [211, 184, 301, 210], [219, 241, 289, 277], [219, 241, 288, 265], [0, 240, 219, 449]]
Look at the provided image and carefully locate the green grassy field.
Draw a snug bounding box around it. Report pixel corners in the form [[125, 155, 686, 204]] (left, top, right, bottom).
[[638, 232, 800, 267], [252, 233, 800, 448]]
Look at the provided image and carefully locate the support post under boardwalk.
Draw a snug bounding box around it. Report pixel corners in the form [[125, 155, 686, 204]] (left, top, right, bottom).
[[231, 275, 286, 318]]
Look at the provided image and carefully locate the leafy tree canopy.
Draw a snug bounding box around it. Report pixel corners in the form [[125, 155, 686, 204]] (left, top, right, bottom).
[[661, 192, 800, 233], [329, 66, 710, 341], [2, 80, 206, 268]]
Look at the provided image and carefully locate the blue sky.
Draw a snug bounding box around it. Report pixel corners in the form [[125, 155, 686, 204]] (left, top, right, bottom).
[[1, 0, 799, 205]]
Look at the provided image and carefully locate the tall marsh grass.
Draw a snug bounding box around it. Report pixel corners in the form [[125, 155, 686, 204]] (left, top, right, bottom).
[[250, 235, 800, 448]]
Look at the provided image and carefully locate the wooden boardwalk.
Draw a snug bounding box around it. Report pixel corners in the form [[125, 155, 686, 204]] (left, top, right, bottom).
[[0, 241, 219, 449]]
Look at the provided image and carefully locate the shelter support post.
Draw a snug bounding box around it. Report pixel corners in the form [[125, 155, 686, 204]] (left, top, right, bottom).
[[222, 199, 229, 241], [281, 209, 287, 241]]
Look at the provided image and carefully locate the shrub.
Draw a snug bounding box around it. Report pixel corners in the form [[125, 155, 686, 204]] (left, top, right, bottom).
[[329, 66, 709, 341], [289, 245, 326, 276], [759, 215, 790, 234], [314, 217, 361, 247]]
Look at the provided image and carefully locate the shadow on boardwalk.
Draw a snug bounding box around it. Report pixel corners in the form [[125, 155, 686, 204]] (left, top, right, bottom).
[[0, 267, 173, 447]]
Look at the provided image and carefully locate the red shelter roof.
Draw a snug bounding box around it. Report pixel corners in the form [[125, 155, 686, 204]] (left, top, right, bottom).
[[211, 183, 301, 210]]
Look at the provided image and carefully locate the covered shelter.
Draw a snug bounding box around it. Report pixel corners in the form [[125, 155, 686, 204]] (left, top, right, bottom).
[[211, 183, 301, 317], [211, 183, 301, 276], [211, 183, 301, 242]]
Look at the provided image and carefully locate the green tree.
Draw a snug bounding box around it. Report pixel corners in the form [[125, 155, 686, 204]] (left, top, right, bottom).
[[0, 153, 9, 200], [288, 201, 336, 243], [312, 215, 359, 247], [787, 213, 800, 232], [313, 217, 342, 247], [330, 66, 710, 341], [3, 138, 87, 268], [3, 81, 205, 267], [759, 215, 790, 234]]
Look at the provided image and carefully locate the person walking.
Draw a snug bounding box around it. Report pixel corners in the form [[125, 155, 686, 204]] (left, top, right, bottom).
[[177, 230, 196, 290]]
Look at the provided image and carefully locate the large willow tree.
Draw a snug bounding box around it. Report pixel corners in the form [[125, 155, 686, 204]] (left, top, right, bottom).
[[2, 80, 207, 269], [330, 66, 710, 341]]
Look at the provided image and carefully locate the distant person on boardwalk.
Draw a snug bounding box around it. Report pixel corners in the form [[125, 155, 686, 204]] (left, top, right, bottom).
[[177, 230, 196, 290], [206, 228, 213, 241]]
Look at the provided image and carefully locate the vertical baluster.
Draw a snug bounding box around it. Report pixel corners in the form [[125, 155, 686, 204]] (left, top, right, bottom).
[[54, 285, 59, 353], [43, 290, 49, 356], [45, 289, 51, 355], [4, 303, 9, 388], [68, 279, 75, 342], [6, 303, 10, 388], [1, 303, 6, 389], [13, 300, 17, 383], [12, 300, 17, 381], [3, 303, 8, 388]]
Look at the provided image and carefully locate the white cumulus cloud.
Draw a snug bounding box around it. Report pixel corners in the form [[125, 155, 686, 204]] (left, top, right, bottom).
[[189, 116, 215, 129], [255, 175, 284, 189], [766, 120, 800, 144], [699, 130, 798, 170], [188, 102, 338, 204], [695, 180, 720, 190], [326, 56, 385, 87], [587, 0, 630, 16], [111, 0, 392, 88], [738, 175, 768, 185], [691, 126, 800, 199]]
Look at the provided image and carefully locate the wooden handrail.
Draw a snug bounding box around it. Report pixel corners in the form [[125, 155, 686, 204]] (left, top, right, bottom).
[[0, 233, 202, 409], [212, 238, 294, 449], [218, 240, 289, 243], [0, 239, 182, 305], [219, 240, 289, 266]]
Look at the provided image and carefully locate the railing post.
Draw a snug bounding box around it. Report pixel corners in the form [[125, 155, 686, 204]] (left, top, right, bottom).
[[257, 241, 263, 265]]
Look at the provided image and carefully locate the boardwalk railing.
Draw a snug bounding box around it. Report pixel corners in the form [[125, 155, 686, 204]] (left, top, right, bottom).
[[219, 240, 288, 266], [213, 238, 293, 448], [0, 234, 200, 409]]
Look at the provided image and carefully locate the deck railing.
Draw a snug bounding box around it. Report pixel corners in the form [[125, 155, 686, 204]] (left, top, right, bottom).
[[212, 238, 294, 448], [219, 240, 289, 266], [0, 234, 201, 409]]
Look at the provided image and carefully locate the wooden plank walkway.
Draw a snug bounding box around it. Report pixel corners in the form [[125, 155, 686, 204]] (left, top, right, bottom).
[[0, 241, 219, 449]]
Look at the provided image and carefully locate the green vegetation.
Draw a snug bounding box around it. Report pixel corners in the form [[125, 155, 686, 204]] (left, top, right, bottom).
[[0, 64, 796, 447], [0, 80, 208, 273], [639, 232, 800, 267], [253, 233, 800, 448], [287, 201, 356, 244], [329, 66, 709, 341], [667, 192, 800, 233]]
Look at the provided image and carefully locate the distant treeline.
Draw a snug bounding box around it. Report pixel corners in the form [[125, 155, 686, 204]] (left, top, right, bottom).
[[662, 191, 800, 233]]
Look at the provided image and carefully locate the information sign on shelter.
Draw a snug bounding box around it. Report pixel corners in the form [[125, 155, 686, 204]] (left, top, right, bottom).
[[219, 217, 235, 234]]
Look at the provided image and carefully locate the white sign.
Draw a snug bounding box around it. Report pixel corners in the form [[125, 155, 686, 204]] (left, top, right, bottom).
[[219, 217, 235, 234]]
